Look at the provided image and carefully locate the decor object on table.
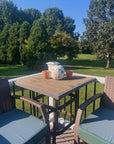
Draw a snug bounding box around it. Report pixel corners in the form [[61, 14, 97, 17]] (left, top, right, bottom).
[[46, 62, 60, 77], [42, 70, 50, 79], [46, 61, 65, 80], [66, 70, 73, 79], [51, 65, 65, 80]]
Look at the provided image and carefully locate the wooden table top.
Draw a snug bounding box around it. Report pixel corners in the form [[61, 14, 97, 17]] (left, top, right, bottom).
[[15, 74, 95, 100]]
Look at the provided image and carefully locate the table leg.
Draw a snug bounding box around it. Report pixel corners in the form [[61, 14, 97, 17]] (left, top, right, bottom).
[[49, 97, 54, 121], [52, 99, 58, 144], [75, 90, 79, 116], [32, 91, 36, 116]]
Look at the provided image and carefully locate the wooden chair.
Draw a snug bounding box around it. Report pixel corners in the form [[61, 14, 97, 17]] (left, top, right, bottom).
[[74, 76, 114, 144], [0, 78, 50, 144]]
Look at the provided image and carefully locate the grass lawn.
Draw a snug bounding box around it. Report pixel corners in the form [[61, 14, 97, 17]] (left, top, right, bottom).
[[0, 54, 114, 79], [58, 54, 114, 68], [64, 65, 114, 77], [58, 54, 114, 77], [0, 64, 38, 79]]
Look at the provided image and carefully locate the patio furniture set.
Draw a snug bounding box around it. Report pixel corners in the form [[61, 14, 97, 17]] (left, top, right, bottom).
[[0, 74, 114, 144]]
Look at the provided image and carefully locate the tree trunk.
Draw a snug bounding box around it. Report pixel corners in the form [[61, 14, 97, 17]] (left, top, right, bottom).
[[105, 57, 110, 69]]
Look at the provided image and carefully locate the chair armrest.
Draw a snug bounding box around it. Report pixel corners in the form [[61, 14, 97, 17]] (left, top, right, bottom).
[[12, 95, 51, 143], [74, 93, 104, 143], [79, 93, 103, 111], [12, 95, 49, 124]]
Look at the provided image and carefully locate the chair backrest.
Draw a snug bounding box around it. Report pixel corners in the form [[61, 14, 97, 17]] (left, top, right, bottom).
[[0, 78, 12, 114], [101, 76, 114, 110]]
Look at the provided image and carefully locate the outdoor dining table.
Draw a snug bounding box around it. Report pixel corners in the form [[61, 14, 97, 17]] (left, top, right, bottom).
[[15, 73, 95, 144]]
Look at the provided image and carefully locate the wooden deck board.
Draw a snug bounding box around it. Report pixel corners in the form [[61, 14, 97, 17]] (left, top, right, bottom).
[[56, 129, 83, 144], [56, 129, 74, 144]]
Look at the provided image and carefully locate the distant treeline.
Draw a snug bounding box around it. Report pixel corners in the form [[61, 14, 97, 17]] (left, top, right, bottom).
[[0, 0, 79, 70]]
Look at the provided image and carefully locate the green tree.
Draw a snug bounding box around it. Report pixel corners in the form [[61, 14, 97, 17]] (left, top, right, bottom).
[[0, 24, 10, 63], [24, 8, 41, 24], [0, 16, 4, 32], [43, 7, 64, 37], [19, 21, 30, 64], [83, 0, 114, 68], [0, 0, 20, 26], [27, 18, 48, 69], [63, 16, 75, 36], [80, 35, 93, 54], [49, 31, 79, 59], [0, 0, 41, 28], [96, 21, 114, 68], [0, 1, 79, 67], [7, 22, 20, 64]]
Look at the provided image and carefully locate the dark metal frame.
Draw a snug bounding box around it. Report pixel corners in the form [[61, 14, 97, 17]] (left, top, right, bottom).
[[14, 78, 96, 144]]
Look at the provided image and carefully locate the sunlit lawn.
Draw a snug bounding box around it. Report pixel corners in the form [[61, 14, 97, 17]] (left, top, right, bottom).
[[58, 54, 114, 68], [58, 54, 114, 77], [64, 65, 114, 77], [0, 54, 114, 79]]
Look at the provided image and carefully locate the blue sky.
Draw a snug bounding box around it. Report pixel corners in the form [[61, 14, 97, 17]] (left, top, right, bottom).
[[12, 0, 91, 36]]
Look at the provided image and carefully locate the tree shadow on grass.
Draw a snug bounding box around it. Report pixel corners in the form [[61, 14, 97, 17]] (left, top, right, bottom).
[[0, 64, 37, 79], [58, 59, 114, 68], [64, 65, 92, 70]]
